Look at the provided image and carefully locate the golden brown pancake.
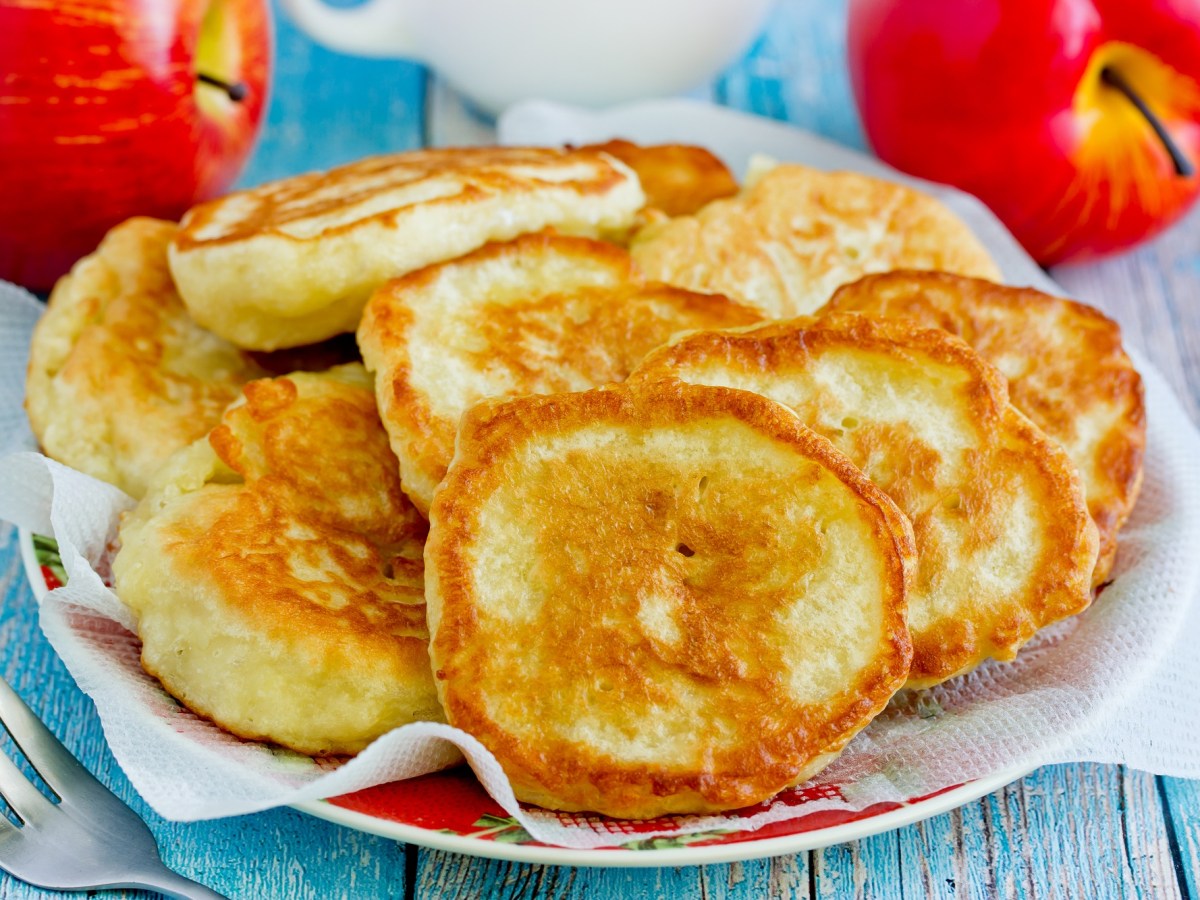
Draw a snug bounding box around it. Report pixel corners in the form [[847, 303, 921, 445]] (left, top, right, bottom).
[[579, 139, 739, 216], [426, 380, 915, 818], [358, 232, 761, 514], [113, 364, 442, 756], [25, 217, 265, 499], [169, 147, 645, 350], [631, 162, 1002, 319], [631, 314, 1098, 688], [820, 271, 1145, 586]]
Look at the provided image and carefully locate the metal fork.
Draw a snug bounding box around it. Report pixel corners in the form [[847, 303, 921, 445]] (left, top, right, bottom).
[[0, 675, 227, 898]]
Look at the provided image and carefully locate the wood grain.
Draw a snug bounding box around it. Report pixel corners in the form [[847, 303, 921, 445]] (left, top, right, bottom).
[[714, 0, 865, 152], [1160, 776, 1200, 899], [236, 16, 427, 188]]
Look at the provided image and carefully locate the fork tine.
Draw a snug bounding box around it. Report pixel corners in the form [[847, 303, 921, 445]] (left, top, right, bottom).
[[0, 749, 54, 823], [0, 681, 229, 899], [0, 808, 21, 857], [0, 676, 99, 802]]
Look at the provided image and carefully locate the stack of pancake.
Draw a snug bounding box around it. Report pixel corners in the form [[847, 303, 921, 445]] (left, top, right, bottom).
[[24, 141, 1144, 819]]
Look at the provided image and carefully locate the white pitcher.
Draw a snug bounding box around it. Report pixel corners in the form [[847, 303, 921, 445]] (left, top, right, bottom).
[[280, 0, 775, 116]]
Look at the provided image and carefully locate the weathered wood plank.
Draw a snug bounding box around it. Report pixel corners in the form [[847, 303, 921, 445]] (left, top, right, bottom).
[[896, 805, 967, 897], [414, 853, 718, 899], [1158, 777, 1200, 900], [1120, 768, 1187, 899], [412, 846, 814, 899], [955, 776, 1035, 900], [811, 829, 900, 898], [714, 0, 864, 151], [761, 852, 815, 899], [951, 764, 1182, 900], [236, 10, 427, 188]]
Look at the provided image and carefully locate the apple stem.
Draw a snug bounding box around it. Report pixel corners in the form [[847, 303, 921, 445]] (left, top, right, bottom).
[[1100, 67, 1194, 177], [197, 72, 248, 103]]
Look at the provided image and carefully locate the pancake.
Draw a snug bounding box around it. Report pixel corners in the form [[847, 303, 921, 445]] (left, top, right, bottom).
[[425, 380, 915, 818], [630, 161, 1002, 319], [578, 140, 739, 216], [631, 314, 1098, 688], [820, 270, 1145, 585], [359, 232, 761, 514], [113, 364, 442, 756], [25, 217, 266, 499], [169, 147, 645, 350]]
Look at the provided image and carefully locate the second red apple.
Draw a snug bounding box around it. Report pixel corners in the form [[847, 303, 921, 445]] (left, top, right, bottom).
[[848, 0, 1200, 265]]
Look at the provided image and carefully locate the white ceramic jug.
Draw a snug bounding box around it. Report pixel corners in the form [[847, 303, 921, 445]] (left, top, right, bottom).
[[280, 0, 775, 116]]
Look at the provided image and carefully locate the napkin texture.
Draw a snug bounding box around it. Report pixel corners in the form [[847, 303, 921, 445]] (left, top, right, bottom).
[[1, 103, 1198, 849]]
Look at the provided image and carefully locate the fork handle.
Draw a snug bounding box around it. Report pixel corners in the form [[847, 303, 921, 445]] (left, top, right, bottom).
[[120, 867, 230, 900]]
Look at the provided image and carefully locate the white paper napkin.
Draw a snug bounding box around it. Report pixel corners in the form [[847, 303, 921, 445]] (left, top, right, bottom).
[[1, 102, 1198, 850]]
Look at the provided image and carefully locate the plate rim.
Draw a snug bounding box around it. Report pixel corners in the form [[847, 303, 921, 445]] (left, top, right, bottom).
[[293, 761, 1035, 867], [17, 526, 1036, 866]]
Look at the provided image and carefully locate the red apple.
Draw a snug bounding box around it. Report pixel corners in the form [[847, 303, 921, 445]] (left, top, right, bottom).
[[848, 0, 1200, 265], [0, 0, 270, 291]]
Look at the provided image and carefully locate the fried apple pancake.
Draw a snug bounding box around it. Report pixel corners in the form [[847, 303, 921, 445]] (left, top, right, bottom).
[[25, 218, 266, 499], [358, 232, 761, 514], [425, 380, 915, 818], [169, 147, 645, 350], [821, 271, 1145, 585], [579, 140, 739, 216], [631, 315, 1098, 688], [113, 364, 442, 756], [630, 162, 1002, 319]]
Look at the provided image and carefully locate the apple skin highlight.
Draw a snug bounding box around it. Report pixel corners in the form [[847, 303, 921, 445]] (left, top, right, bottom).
[[0, 0, 270, 291], [848, 0, 1200, 265]]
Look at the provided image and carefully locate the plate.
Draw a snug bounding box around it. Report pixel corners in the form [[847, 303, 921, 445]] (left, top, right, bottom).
[[9, 103, 1199, 867], [19, 528, 1032, 867]]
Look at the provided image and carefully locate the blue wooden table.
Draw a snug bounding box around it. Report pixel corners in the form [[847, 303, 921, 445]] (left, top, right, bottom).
[[3, 1, 1200, 896]]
